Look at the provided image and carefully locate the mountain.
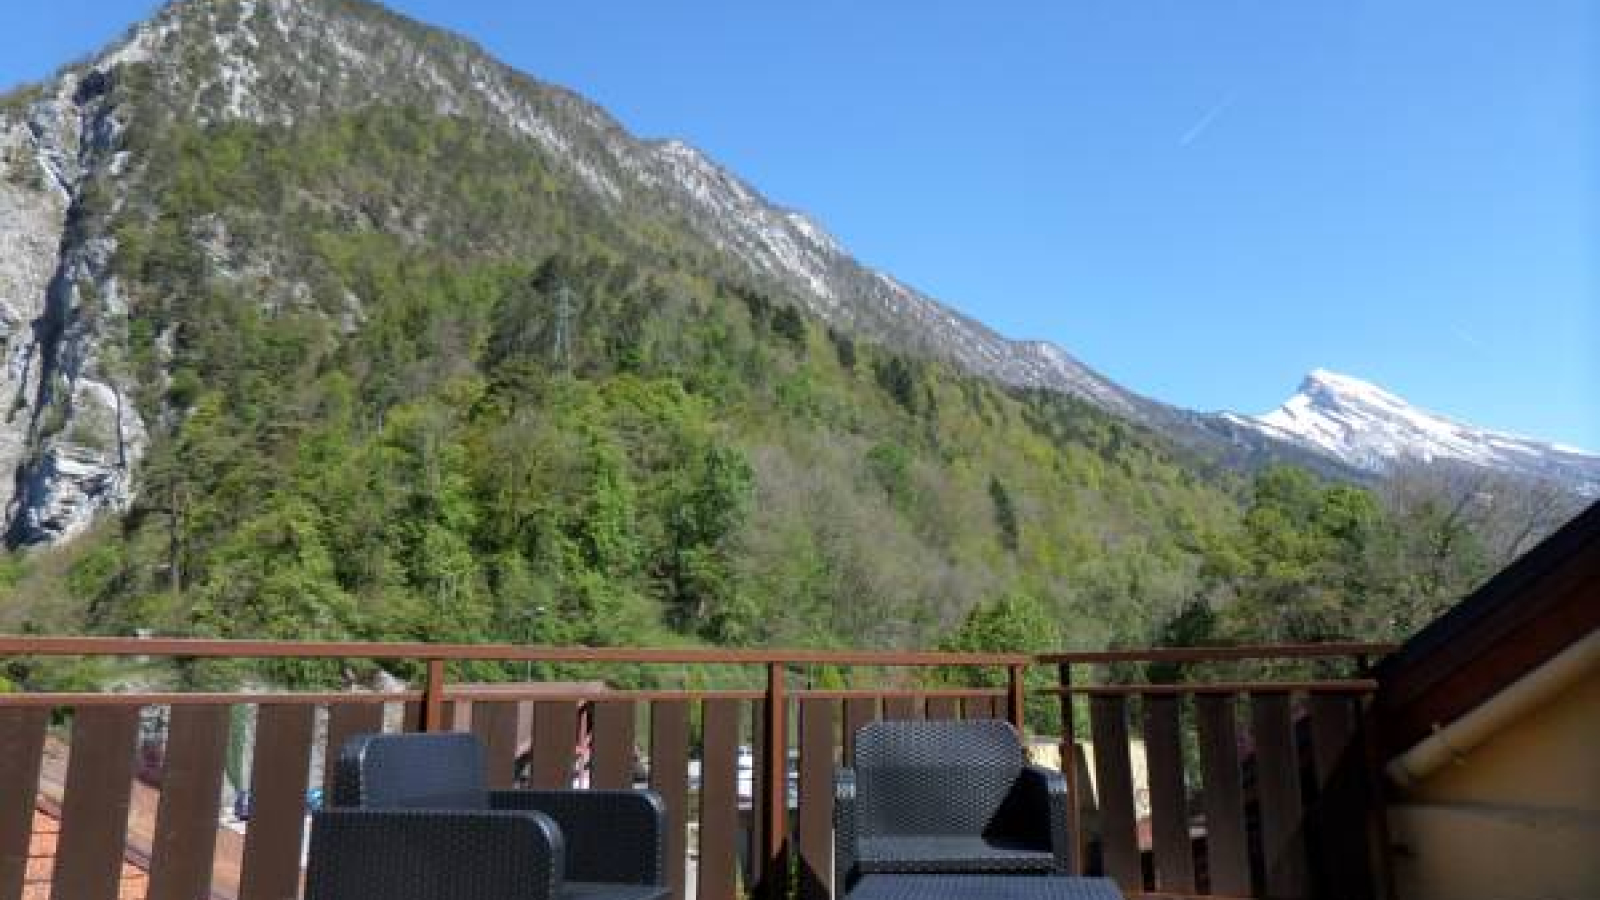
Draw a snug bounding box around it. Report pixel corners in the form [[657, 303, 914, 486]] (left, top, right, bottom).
[[1224, 370, 1600, 496], [0, 0, 1269, 655], [0, 0, 1318, 546], [0, 0, 1576, 663], [0, 0, 1586, 551]]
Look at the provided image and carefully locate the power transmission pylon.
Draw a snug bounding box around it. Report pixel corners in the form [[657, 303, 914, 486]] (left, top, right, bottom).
[[553, 283, 576, 375]]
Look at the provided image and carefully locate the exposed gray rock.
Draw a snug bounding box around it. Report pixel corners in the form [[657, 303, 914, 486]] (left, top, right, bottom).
[[0, 69, 146, 546]]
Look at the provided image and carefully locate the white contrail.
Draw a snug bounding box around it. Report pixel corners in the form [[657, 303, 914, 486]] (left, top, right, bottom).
[[1452, 326, 1492, 355], [1179, 92, 1237, 147]]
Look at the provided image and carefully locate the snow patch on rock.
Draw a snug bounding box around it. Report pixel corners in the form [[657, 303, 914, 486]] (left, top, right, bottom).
[[1241, 370, 1600, 495]]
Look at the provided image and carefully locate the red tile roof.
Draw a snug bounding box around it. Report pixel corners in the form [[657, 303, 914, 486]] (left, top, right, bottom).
[[23, 802, 150, 900]]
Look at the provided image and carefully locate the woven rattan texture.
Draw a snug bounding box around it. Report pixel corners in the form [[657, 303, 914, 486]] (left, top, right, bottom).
[[492, 789, 666, 885], [306, 808, 564, 900], [844, 874, 1122, 900], [854, 720, 1024, 836], [336, 731, 489, 809], [835, 720, 1074, 891], [318, 732, 668, 900]]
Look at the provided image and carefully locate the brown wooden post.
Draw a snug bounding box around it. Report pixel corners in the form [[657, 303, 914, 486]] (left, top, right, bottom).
[[422, 659, 447, 732], [148, 704, 229, 900], [1089, 694, 1142, 890], [796, 698, 837, 900], [52, 707, 140, 900], [700, 700, 741, 900], [1006, 663, 1026, 732], [238, 704, 315, 900], [1252, 691, 1308, 899], [760, 661, 789, 900], [1143, 693, 1195, 892], [0, 707, 48, 900], [1057, 663, 1086, 874], [650, 701, 690, 900], [1195, 694, 1251, 896]]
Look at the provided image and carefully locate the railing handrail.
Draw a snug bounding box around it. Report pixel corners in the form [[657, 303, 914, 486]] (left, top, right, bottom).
[[0, 635, 1032, 667], [1043, 679, 1379, 695], [1, 633, 1395, 900], [1036, 641, 1396, 664], [0, 635, 1396, 667], [0, 686, 1022, 706]]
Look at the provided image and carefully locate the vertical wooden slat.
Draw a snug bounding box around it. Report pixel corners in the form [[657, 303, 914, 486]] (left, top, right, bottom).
[[1143, 694, 1195, 893], [758, 664, 789, 900], [422, 659, 446, 731], [1309, 694, 1374, 900], [52, 705, 140, 900], [529, 702, 578, 789], [238, 704, 315, 900], [1056, 665, 1085, 875], [959, 695, 987, 720], [650, 700, 690, 900], [1006, 664, 1027, 731], [1088, 695, 1142, 891], [0, 708, 49, 900], [797, 698, 836, 900], [699, 698, 741, 900], [882, 694, 918, 721], [748, 698, 766, 887], [472, 701, 521, 789], [591, 700, 637, 790], [1068, 743, 1096, 872], [843, 698, 877, 761], [323, 703, 384, 796], [148, 704, 229, 900], [401, 700, 424, 733], [1251, 692, 1308, 900], [925, 696, 959, 720], [1195, 694, 1250, 897]]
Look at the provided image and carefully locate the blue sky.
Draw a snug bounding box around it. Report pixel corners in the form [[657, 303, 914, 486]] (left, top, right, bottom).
[[3, 1, 1596, 449]]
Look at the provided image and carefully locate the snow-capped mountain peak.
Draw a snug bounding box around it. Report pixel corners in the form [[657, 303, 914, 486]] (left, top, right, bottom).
[[1232, 370, 1600, 495]]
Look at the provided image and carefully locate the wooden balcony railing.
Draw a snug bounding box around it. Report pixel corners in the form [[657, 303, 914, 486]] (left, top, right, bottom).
[[0, 637, 1395, 900]]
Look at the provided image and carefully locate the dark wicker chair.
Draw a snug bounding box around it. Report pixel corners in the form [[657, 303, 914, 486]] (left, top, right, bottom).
[[834, 720, 1073, 893], [306, 731, 669, 900]]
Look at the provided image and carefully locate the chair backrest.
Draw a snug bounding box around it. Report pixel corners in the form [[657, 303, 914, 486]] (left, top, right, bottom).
[[851, 719, 1025, 837], [332, 732, 490, 810]]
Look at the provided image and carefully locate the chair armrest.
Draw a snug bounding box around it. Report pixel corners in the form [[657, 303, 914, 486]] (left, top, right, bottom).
[[491, 789, 665, 884], [305, 808, 564, 900], [833, 767, 858, 892], [1001, 764, 1073, 872]]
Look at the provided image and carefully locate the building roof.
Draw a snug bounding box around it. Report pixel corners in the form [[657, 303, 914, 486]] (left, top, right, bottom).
[[1375, 499, 1600, 755]]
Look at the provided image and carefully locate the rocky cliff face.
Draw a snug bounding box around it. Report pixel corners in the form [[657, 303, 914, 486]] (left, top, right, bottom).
[[0, 66, 147, 544]]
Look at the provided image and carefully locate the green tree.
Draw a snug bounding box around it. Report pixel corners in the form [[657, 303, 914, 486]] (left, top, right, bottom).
[[989, 475, 1019, 552], [939, 593, 1060, 731]]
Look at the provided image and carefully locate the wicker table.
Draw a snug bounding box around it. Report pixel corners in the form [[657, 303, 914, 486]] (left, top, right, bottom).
[[844, 874, 1124, 900]]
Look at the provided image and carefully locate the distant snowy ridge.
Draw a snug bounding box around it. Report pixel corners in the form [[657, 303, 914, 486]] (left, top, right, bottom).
[[1225, 370, 1600, 495]]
